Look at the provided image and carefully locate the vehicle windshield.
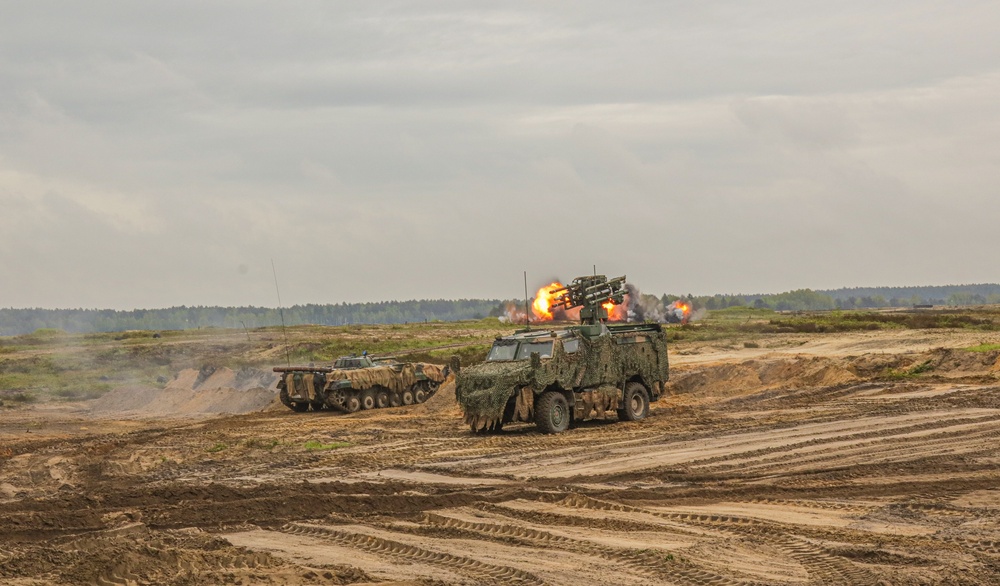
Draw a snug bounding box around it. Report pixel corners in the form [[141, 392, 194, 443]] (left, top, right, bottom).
[[486, 342, 518, 362], [515, 341, 554, 360]]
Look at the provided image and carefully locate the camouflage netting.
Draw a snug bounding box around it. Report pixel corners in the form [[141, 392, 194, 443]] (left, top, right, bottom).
[[324, 363, 446, 394], [457, 361, 545, 431]]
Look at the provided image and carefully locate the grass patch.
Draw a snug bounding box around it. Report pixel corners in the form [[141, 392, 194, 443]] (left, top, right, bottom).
[[304, 440, 350, 451], [966, 343, 1000, 352], [206, 442, 228, 453], [883, 360, 934, 380]]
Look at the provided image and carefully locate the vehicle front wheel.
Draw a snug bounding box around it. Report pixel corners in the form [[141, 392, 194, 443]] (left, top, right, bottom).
[[618, 382, 649, 422], [535, 391, 570, 434]]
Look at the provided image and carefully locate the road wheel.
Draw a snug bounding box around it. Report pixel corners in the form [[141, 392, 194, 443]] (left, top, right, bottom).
[[280, 387, 309, 412], [389, 392, 402, 407], [361, 391, 375, 410], [402, 390, 415, 405], [415, 388, 427, 403], [375, 389, 390, 409], [618, 382, 649, 422], [344, 395, 361, 413], [535, 391, 570, 434]]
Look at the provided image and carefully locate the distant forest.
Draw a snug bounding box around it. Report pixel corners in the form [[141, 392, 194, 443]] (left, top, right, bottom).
[[0, 299, 501, 336], [3, 284, 1000, 335]]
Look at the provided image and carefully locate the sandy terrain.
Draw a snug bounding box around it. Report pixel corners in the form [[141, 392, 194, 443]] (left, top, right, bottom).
[[3, 328, 1000, 584]]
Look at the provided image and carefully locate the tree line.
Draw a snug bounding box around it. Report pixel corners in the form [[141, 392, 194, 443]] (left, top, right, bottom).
[[676, 284, 1000, 312], [0, 299, 501, 336], [3, 284, 999, 335]]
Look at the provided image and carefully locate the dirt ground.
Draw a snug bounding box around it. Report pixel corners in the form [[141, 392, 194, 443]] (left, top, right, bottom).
[[3, 327, 1000, 585]]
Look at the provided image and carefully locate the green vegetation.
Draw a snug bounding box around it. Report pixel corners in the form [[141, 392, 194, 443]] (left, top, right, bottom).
[[966, 343, 1000, 352], [206, 442, 228, 453], [883, 360, 935, 380], [304, 440, 350, 451]]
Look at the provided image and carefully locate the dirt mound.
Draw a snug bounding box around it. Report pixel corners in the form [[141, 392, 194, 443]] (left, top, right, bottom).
[[412, 373, 461, 416], [91, 367, 279, 418], [667, 356, 859, 397], [926, 347, 1000, 375]]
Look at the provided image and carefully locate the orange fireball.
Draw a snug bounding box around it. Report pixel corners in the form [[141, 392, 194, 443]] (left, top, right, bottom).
[[532, 282, 564, 321]]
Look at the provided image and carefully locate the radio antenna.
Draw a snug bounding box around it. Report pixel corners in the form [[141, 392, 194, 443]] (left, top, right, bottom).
[[523, 271, 531, 330], [271, 259, 291, 366]]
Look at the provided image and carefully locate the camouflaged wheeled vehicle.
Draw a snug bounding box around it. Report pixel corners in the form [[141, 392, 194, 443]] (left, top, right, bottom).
[[455, 275, 669, 434], [274, 354, 448, 413]]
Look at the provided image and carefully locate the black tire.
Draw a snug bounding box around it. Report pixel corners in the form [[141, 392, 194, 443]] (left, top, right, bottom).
[[375, 390, 390, 409], [415, 388, 427, 403], [280, 387, 310, 412], [389, 392, 402, 407], [361, 391, 375, 410], [402, 390, 415, 405], [344, 395, 361, 413], [535, 391, 570, 434], [618, 382, 649, 422]]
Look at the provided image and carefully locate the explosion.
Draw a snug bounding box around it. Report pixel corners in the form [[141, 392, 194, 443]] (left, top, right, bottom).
[[499, 277, 698, 325], [666, 300, 692, 324], [532, 282, 563, 320]]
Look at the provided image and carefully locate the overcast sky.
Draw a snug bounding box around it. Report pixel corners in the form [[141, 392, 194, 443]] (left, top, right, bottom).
[[2, 2, 998, 309]]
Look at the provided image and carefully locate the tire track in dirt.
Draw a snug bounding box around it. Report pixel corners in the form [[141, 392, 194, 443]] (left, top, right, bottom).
[[281, 522, 546, 585], [682, 412, 1000, 471], [690, 414, 1000, 476], [554, 494, 877, 584], [417, 512, 750, 586]]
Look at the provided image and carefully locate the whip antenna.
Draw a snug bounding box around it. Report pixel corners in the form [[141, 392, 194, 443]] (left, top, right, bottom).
[[524, 271, 531, 330], [271, 259, 291, 366]]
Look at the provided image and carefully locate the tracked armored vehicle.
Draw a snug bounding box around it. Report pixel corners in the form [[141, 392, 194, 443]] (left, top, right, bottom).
[[455, 275, 669, 434], [274, 354, 448, 413]]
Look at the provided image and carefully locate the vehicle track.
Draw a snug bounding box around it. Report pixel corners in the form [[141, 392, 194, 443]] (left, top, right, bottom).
[[417, 512, 754, 586], [280, 522, 546, 585], [554, 494, 878, 584]]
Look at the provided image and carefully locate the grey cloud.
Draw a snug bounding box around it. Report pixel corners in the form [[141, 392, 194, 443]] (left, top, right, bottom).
[[1, 2, 999, 308]]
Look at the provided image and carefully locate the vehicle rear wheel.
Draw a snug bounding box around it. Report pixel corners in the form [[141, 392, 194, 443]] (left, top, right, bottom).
[[361, 391, 375, 410], [415, 388, 427, 403], [389, 392, 402, 407], [618, 382, 649, 422], [535, 391, 570, 434], [344, 395, 361, 413], [375, 388, 390, 408], [402, 390, 415, 405]]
